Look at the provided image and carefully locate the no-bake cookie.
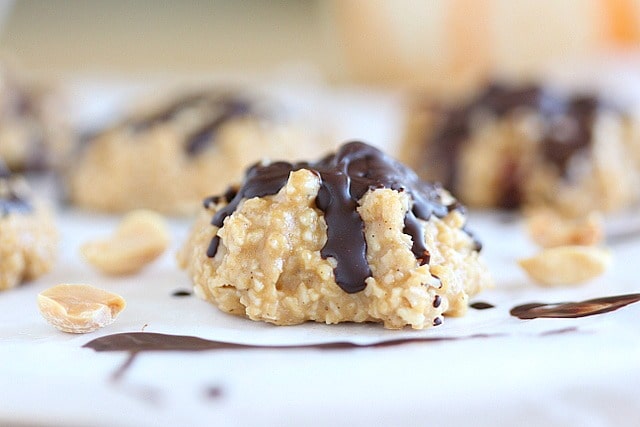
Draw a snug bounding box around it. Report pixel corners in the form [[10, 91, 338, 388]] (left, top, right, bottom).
[[179, 141, 492, 329], [0, 162, 57, 291], [68, 90, 328, 214], [402, 83, 640, 216]]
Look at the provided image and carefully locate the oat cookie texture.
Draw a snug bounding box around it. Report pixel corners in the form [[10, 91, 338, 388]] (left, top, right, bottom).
[[179, 141, 492, 329], [0, 163, 57, 291]]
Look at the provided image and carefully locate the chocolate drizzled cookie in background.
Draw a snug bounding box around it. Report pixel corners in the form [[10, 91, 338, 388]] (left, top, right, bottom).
[[0, 160, 58, 291], [179, 141, 492, 329], [0, 63, 70, 172], [401, 82, 640, 217], [67, 89, 331, 215]]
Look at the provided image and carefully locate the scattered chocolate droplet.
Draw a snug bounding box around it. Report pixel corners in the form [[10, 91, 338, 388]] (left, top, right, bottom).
[[204, 385, 224, 400], [539, 327, 579, 336], [433, 317, 443, 326], [172, 289, 192, 297], [470, 301, 495, 310]]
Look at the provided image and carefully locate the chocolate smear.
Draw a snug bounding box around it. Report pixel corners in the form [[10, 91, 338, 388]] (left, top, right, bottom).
[[83, 329, 583, 382], [84, 331, 501, 379], [84, 331, 502, 355], [510, 293, 640, 319]]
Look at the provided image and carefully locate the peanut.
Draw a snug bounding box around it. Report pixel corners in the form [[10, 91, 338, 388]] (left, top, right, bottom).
[[518, 245, 611, 286], [525, 209, 603, 248], [37, 284, 126, 333], [81, 210, 169, 275]]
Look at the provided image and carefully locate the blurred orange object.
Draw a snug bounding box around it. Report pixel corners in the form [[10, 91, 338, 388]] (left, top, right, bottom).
[[334, 0, 640, 94], [602, 0, 640, 45]]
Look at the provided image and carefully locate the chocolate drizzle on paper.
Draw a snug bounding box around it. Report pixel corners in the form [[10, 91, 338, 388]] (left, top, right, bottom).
[[83, 331, 500, 380], [83, 331, 500, 354], [171, 289, 192, 297], [510, 293, 640, 319]]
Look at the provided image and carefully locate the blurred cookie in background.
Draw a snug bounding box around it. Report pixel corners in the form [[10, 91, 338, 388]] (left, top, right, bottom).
[[401, 81, 640, 216], [0, 160, 58, 291], [67, 88, 331, 215], [0, 61, 70, 172]]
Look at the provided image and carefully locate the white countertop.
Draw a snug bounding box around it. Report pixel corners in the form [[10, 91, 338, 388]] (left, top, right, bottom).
[[1, 205, 639, 427], [1, 79, 640, 427]]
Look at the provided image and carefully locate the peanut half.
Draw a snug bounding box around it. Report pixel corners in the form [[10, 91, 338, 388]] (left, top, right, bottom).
[[37, 284, 126, 333], [518, 245, 611, 286], [81, 210, 169, 275], [525, 209, 603, 248]]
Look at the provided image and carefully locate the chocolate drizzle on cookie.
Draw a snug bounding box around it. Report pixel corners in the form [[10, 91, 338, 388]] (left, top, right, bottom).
[[129, 93, 211, 130], [131, 92, 253, 155], [510, 293, 640, 319], [427, 83, 606, 208], [0, 161, 32, 216], [183, 97, 252, 156], [205, 141, 476, 294], [541, 95, 601, 172], [89, 92, 253, 156]]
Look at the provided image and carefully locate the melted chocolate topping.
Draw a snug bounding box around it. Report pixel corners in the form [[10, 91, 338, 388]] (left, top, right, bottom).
[[427, 83, 606, 208], [205, 141, 474, 293], [0, 162, 32, 216], [510, 293, 640, 319]]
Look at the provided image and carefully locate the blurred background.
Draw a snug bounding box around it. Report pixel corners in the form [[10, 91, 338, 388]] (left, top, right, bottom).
[[1, 0, 639, 94], [0, 0, 345, 79]]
